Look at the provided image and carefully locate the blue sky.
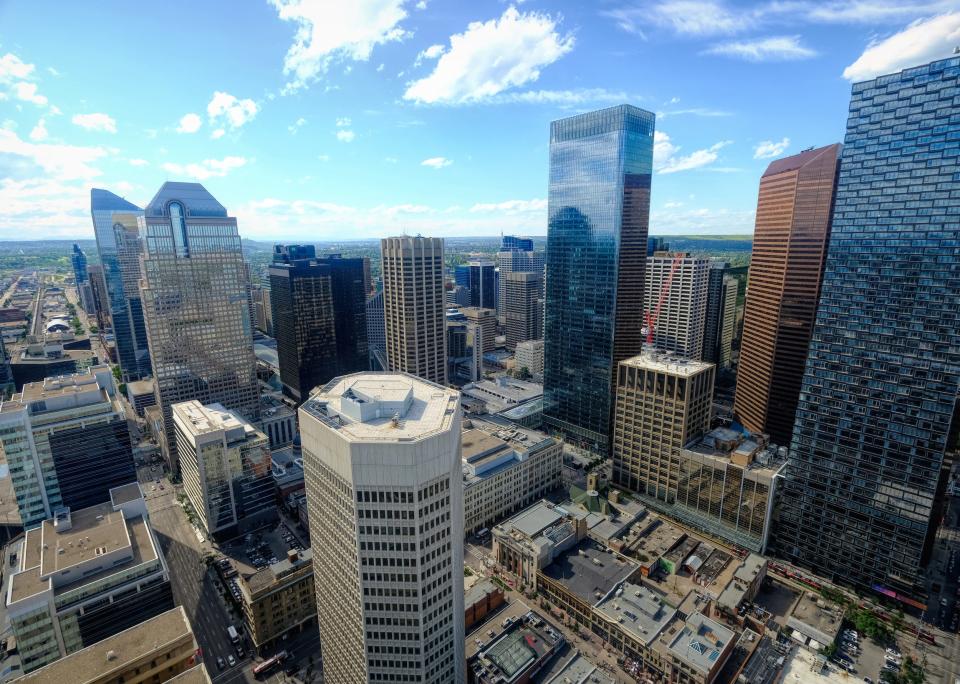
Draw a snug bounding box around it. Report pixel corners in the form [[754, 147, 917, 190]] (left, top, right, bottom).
[[1, 0, 958, 241]]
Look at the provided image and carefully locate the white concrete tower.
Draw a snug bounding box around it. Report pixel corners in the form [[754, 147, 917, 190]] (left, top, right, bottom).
[[299, 372, 465, 684]]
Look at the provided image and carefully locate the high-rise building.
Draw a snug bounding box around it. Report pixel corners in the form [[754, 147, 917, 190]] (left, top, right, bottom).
[[543, 105, 654, 453], [0, 365, 134, 528], [139, 182, 260, 470], [173, 401, 274, 537], [269, 250, 368, 402], [611, 349, 714, 500], [733, 144, 840, 446], [381, 236, 447, 385], [86, 264, 111, 334], [644, 253, 710, 360], [113, 214, 152, 376], [504, 271, 543, 350], [70, 244, 94, 314], [514, 339, 544, 382], [273, 243, 316, 263], [501, 235, 534, 252], [366, 289, 387, 370], [299, 372, 465, 682], [646, 236, 669, 256], [495, 249, 544, 319], [461, 307, 496, 354], [703, 263, 738, 368], [459, 260, 496, 309], [774, 58, 960, 600], [89, 189, 150, 380]]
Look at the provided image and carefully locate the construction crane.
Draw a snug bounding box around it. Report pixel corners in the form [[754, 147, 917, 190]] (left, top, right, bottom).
[[645, 252, 685, 345]]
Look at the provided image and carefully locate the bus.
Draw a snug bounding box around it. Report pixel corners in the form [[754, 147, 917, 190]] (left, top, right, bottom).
[[252, 651, 288, 678]]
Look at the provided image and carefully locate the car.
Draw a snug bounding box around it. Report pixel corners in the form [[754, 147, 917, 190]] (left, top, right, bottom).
[[236, 646, 245, 658], [227, 655, 236, 667], [488, 630, 495, 638], [216, 658, 225, 671]]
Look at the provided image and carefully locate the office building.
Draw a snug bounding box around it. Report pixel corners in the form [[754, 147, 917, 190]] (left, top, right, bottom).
[[10, 342, 98, 390], [774, 58, 960, 600], [495, 248, 543, 319], [17, 606, 203, 684], [260, 394, 296, 449], [126, 378, 157, 417], [299, 372, 465, 682], [4, 484, 174, 673], [273, 243, 316, 263], [544, 105, 654, 452], [86, 264, 111, 334], [703, 263, 738, 368], [644, 252, 710, 359], [366, 290, 386, 369], [70, 244, 93, 315], [734, 144, 841, 445], [501, 235, 534, 252], [514, 339, 544, 382], [113, 215, 151, 377], [461, 306, 496, 354], [611, 349, 714, 501], [0, 365, 134, 528], [459, 260, 496, 310], [269, 250, 368, 402], [239, 548, 315, 651], [646, 236, 668, 256], [461, 417, 562, 535], [504, 271, 543, 350], [173, 401, 274, 537], [252, 286, 273, 336], [381, 236, 447, 385], [139, 182, 260, 470], [89, 189, 150, 380]]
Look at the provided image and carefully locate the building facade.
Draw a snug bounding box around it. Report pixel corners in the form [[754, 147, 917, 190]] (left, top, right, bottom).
[[773, 59, 960, 601], [504, 271, 543, 351], [173, 401, 274, 537], [734, 144, 841, 445], [496, 248, 543, 320], [299, 372, 465, 683], [70, 244, 93, 315], [381, 237, 447, 385], [514, 339, 544, 382], [0, 365, 134, 528], [703, 263, 738, 368], [543, 105, 654, 452], [461, 261, 496, 310], [139, 182, 260, 470], [644, 253, 710, 360], [239, 549, 315, 651], [366, 290, 386, 369], [461, 307, 496, 354]]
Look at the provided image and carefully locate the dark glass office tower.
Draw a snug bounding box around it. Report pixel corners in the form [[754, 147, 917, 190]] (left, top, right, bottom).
[[460, 261, 496, 309], [543, 105, 655, 453], [70, 243, 88, 286], [269, 250, 368, 402], [89, 189, 150, 380], [50, 417, 135, 510], [502, 235, 534, 251], [774, 56, 960, 601]]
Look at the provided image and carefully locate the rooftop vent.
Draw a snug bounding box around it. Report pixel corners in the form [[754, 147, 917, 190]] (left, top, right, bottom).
[[106, 650, 117, 661]]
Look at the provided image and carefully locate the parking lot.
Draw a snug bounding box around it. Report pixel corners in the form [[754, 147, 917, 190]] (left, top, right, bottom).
[[828, 625, 903, 682]]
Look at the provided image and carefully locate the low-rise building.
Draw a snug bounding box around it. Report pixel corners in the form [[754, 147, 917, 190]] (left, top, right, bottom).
[[16, 606, 204, 684], [468, 611, 564, 684], [544, 653, 615, 684], [660, 612, 736, 683], [461, 376, 543, 414], [260, 394, 296, 449], [126, 378, 157, 418], [271, 443, 305, 498], [10, 340, 98, 390], [786, 591, 844, 651], [4, 484, 174, 673], [238, 548, 315, 652], [461, 418, 561, 535], [717, 553, 768, 616], [513, 339, 543, 382], [464, 577, 505, 630]]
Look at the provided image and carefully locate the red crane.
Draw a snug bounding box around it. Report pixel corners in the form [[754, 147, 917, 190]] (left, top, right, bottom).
[[645, 252, 685, 345]]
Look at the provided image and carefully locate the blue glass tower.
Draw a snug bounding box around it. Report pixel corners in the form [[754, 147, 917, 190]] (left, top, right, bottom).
[[70, 243, 88, 285], [90, 189, 150, 380], [502, 235, 534, 251], [543, 105, 655, 453], [774, 56, 960, 601]]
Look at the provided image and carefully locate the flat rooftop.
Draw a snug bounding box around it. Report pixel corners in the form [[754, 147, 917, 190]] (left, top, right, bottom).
[[475, 612, 563, 683], [302, 372, 459, 443], [788, 592, 844, 641], [666, 612, 734, 675], [127, 379, 154, 395], [462, 429, 511, 463], [544, 654, 614, 684], [173, 400, 248, 436], [111, 482, 143, 506], [166, 665, 213, 684], [595, 581, 676, 646], [621, 349, 713, 377], [18, 606, 194, 684], [499, 500, 566, 539], [540, 539, 639, 605]]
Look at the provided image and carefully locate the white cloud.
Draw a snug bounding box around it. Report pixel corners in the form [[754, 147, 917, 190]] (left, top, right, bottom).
[[806, 1, 960, 23], [317, 154, 331, 162], [604, 0, 758, 37], [28, 118, 48, 141], [654, 131, 732, 174], [336, 116, 352, 127], [269, 0, 412, 93], [421, 156, 452, 168], [0, 177, 95, 237], [0, 52, 50, 107], [161, 156, 248, 180], [177, 113, 202, 134], [705, 35, 816, 61], [415, 0, 427, 8], [336, 129, 356, 142], [129, 158, 149, 167], [288, 117, 307, 134], [0, 128, 107, 180], [0, 53, 35, 81], [207, 91, 259, 129], [754, 137, 790, 159], [843, 12, 960, 81], [211, 128, 226, 139], [403, 7, 574, 105], [376, 63, 385, 72], [71, 112, 117, 133], [469, 198, 546, 213], [414, 43, 446, 66], [651, 205, 755, 234], [12, 82, 47, 105], [489, 88, 633, 105]]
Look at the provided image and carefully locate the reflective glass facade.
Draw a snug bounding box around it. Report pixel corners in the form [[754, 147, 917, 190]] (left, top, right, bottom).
[[543, 105, 654, 452], [774, 57, 960, 599]]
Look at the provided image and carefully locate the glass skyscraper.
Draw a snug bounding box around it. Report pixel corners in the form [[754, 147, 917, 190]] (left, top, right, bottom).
[[89, 189, 151, 380], [543, 105, 655, 452], [774, 56, 960, 601]]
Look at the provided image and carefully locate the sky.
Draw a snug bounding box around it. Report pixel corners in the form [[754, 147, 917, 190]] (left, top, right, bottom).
[[1, 1, 959, 242]]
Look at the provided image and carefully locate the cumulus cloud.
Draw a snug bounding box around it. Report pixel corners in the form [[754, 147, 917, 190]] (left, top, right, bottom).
[[129, 158, 149, 167], [421, 156, 452, 168], [177, 113, 202, 134], [28, 118, 48, 141], [71, 112, 117, 133], [469, 198, 546, 213], [754, 137, 790, 159], [207, 91, 259, 129], [654, 131, 732, 174], [0, 53, 49, 106], [414, 43, 446, 66], [843, 12, 960, 81], [705, 35, 816, 61], [288, 117, 307, 134], [161, 156, 248, 180], [0, 128, 107, 180], [270, 0, 412, 93], [403, 7, 574, 105], [336, 129, 356, 142], [12, 82, 47, 106]]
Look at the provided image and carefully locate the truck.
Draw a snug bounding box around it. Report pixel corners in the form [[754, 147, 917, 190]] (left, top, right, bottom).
[[227, 625, 239, 644]]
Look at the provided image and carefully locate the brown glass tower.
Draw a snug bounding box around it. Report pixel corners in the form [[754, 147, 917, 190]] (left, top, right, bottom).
[[734, 144, 840, 445]]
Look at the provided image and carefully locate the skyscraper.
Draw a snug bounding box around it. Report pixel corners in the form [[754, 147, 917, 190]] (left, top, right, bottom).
[[703, 263, 738, 368], [734, 144, 840, 445], [543, 105, 655, 453], [269, 250, 368, 402], [299, 372, 465, 683], [774, 58, 960, 600], [381, 236, 447, 385], [89, 189, 150, 380], [86, 264, 111, 333], [504, 271, 543, 350], [501, 235, 534, 251], [644, 252, 709, 359], [495, 248, 544, 320], [460, 260, 496, 309], [70, 244, 93, 314], [139, 182, 260, 470], [366, 289, 387, 370]]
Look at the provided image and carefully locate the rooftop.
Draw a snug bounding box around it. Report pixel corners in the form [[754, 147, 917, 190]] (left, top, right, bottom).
[[621, 348, 713, 378], [302, 372, 459, 443], [17, 606, 194, 684], [145, 182, 227, 217], [173, 401, 251, 439], [595, 581, 676, 646], [499, 500, 566, 539], [666, 612, 734, 675], [244, 548, 313, 595], [167, 665, 213, 684], [787, 591, 844, 643], [91, 188, 141, 213], [540, 539, 640, 606], [543, 654, 615, 684], [473, 611, 563, 683], [111, 482, 144, 507], [126, 379, 154, 395]]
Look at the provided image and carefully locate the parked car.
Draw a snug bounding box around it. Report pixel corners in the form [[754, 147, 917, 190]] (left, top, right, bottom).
[[227, 655, 236, 667], [216, 658, 225, 671]]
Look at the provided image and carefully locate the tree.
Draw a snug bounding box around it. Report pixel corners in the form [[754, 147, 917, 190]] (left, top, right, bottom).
[[515, 366, 531, 381], [112, 365, 122, 381]]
